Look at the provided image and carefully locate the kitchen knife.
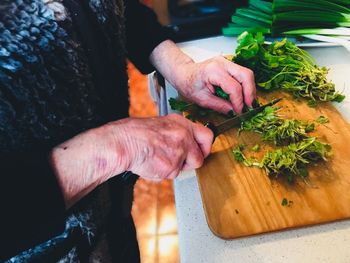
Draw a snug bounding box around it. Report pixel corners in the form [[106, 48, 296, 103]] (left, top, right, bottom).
[[122, 98, 282, 182], [205, 98, 282, 140]]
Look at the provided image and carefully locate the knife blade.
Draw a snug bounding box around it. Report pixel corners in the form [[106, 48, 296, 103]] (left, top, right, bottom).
[[205, 98, 282, 139]]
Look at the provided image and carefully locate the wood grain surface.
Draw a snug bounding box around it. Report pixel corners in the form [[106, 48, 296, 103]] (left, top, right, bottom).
[[195, 91, 350, 239]]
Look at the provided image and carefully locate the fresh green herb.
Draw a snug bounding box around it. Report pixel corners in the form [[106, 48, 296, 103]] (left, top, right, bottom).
[[232, 144, 259, 167], [214, 86, 229, 100], [232, 32, 345, 105], [232, 145, 246, 163], [333, 94, 346, 103], [316, 115, 330, 124], [307, 100, 317, 108], [168, 98, 214, 120], [252, 144, 261, 152], [169, 98, 193, 112], [233, 107, 331, 182], [281, 198, 288, 206], [262, 119, 315, 145], [241, 106, 315, 145], [281, 198, 293, 207], [259, 137, 332, 181]]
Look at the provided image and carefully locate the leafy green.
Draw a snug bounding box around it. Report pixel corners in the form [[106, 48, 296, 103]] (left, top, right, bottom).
[[307, 100, 317, 108], [281, 198, 288, 206], [232, 144, 246, 163], [281, 198, 293, 207], [252, 144, 261, 152], [240, 106, 315, 145], [214, 86, 229, 100], [169, 98, 193, 112], [316, 115, 330, 124], [232, 32, 345, 105], [259, 137, 332, 181], [169, 97, 236, 121], [232, 144, 258, 167]]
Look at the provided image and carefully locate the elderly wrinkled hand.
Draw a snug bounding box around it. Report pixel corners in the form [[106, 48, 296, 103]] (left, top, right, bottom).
[[150, 40, 257, 115], [114, 114, 213, 182], [175, 56, 256, 114]]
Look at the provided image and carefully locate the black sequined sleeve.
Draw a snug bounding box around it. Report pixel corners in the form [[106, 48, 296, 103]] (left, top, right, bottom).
[[125, 0, 171, 74], [0, 150, 66, 261]]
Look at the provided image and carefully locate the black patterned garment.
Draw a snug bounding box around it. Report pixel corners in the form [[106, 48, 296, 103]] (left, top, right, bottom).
[[0, 0, 169, 261]]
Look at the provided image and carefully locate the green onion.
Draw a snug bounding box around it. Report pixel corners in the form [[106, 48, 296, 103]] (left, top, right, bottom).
[[222, 0, 350, 37], [273, 0, 350, 14], [231, 15, 271, 28], [283, 27, 350, 36], [222, 26, 270, 36], [249, 0, 273, 15]]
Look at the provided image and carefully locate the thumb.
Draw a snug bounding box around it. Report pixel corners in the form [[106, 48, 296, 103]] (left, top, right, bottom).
[[191, 122, 213, 158]]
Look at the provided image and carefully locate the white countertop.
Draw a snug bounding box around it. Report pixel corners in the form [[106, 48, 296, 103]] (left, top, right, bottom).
[[150, 35, 350, 263]]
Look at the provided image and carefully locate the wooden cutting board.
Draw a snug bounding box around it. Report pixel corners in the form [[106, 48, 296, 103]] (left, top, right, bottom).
[[195, 91, 350, 239]]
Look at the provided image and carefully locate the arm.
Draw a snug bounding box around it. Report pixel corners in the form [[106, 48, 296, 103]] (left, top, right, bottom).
[[125, 0, 171, 74], [51, 115, 213, 209], [2, 114, 212, 261], [124, 0, 256, 114], [1, 150, 66, 261]]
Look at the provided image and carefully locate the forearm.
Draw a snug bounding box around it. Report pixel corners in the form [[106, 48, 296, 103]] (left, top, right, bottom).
[[150, 40, 194, 90], [50, 123, 128, 208]]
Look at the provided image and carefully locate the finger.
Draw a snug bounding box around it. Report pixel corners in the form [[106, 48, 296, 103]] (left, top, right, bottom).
[[224, 60, 256, 107], [182, 141, 204, 170], [196, 90, 233, 114], [209, 73, 244, 113], [191, 122, 213, 158]]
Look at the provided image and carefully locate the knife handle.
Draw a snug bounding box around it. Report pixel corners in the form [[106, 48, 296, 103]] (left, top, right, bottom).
[[205, 122, 218, 142]]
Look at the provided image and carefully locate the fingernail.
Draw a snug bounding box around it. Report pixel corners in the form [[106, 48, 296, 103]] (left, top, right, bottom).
[[227, 110, 236, 117], [242, 105, 250, 113], [252, 98, 260, 108]]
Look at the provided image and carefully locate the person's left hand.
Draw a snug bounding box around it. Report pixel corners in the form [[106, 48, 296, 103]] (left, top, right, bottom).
[[173, 56, 256, 114], [150, 40, 256, 114]]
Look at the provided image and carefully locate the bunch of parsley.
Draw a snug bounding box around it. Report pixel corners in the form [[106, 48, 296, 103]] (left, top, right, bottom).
[[233, 32, 345, 106]]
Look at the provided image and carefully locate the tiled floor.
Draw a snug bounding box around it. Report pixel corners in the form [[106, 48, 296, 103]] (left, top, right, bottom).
[[128, 62, 180, 263]]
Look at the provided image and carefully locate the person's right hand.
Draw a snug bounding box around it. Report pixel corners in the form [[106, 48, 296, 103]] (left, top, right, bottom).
[[51, 114, 213, 208], [111, 114, 213, 182]]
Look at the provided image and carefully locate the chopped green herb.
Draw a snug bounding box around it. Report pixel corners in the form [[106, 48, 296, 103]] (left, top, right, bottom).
[[333, 94, 346, 103], [305, 123, 315, 133], [232, 145, 246, 163], [281, 198, 288, 206], [252, 144, 260, 152], [307, 100, 317, 108], [232, 145, 259, 167], [281, 198, 293, 207], [260, 137, 331, 181], [316, 115, 329, 124], [241, 106, 315, 145]]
